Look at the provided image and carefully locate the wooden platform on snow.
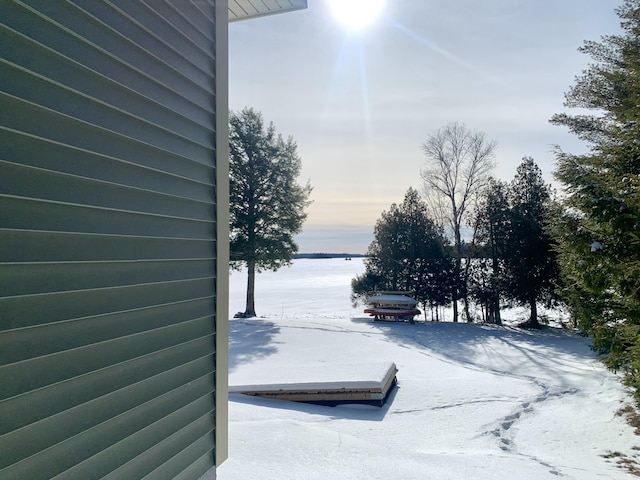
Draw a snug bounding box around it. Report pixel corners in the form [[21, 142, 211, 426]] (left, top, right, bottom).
[[229, 362, 398, 406]]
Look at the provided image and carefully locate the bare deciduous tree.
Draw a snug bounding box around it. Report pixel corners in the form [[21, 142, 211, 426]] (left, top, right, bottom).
[[421, 122, 496, 322]]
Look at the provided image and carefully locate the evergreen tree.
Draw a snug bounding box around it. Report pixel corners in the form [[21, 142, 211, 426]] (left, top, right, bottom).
[[229, 108, 312, 317], [502, 158, 560, 327], [352, 188, 454, 317], [551, 0, 640, 397], [472, 178, 511, 324]]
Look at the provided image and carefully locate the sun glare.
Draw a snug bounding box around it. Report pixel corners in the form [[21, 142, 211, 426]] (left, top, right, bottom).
[[328, 0, 385, 31]]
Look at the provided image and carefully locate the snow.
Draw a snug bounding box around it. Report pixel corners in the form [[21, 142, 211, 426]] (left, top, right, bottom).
[[367, 294, 418, 305], [220, 258, 638, 479]]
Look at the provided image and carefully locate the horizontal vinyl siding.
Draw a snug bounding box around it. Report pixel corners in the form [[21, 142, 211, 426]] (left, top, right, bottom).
[[0, 1, 218, 479]]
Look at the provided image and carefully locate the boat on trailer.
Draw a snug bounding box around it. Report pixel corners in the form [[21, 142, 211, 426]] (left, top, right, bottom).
[[364, 292, 421, 322]]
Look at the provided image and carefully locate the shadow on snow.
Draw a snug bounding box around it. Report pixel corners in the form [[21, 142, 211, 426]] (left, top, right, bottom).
[[228, 384, 399, 422], [228, 318, 281, 373], [350, 317, 597, 387]]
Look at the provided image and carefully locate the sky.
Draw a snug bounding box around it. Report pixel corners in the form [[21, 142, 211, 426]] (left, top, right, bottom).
[[228, 0, 622, 254]]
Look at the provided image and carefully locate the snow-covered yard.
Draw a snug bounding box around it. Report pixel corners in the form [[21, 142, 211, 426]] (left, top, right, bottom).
[[219, 258, 638, 479]]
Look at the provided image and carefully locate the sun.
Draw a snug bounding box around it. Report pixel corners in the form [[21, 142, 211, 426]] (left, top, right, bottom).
[[328, 0, 385, 31]]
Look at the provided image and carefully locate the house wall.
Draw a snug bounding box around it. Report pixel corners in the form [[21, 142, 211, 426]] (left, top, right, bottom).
[[0, 1, 227, 478]]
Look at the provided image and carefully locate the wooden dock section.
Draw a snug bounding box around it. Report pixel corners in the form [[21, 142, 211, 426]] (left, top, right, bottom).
[[230, 362, 398, 406]]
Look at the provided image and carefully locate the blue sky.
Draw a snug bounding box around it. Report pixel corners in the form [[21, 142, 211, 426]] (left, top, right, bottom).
[[229, 0, 622, 254]]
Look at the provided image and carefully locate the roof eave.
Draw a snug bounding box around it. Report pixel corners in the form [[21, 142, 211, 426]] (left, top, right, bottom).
[[229, 0, 307, 23]]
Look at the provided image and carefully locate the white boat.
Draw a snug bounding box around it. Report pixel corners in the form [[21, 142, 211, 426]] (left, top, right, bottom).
[[364, 292, 421, 322]]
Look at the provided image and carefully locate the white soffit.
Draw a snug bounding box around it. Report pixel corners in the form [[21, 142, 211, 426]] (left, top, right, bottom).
[[229, 0, 307, 22]]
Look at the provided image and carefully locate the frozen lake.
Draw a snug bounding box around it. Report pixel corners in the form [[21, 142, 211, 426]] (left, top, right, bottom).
[[229, 257, 565, 324], [229, 257, 366, 319]]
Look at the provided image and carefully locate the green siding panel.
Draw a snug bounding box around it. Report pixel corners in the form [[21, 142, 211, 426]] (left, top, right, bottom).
[[0, 195, 214, 238], [138, 432, 217, 480], [0, 62, 214, 159], [135, 0, 216, 49], [0, 93, 215, 174], [0, 1, 215, 107], [0, 132, 215, 201], [0, 229, 215, 263], [1, 315, 215, 398], [2, 384, 215, 480], [0, 1, 218, 478], [1, 259, 215, 297], [0, 161, 215, 222], [1, 336, 215, 433], [0, 26, 214, 127], [0, 298, 214, 363], [2, 359, 215, 466]]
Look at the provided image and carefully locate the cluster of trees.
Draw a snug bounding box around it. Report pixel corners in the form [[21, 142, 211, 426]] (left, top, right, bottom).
[[471, 158, 560, 327], [353, 152, 559, 326], [351, 188, 455, 321], [355, 0, 640, 402], [550, 0, 640, 401]]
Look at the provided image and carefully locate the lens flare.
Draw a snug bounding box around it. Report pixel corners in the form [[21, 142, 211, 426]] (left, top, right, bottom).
[[328, 0, 385, 31]]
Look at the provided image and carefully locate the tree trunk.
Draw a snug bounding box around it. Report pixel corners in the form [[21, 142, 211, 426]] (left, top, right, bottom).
[[491, 246, 501, 325], [463, 295, 472, 322], [461, 257, 472, 322], [453, 219, 461, 323], [493, 294, 502, 325], [452, 298, 458, 323], [528, 294, 539, 328], [244, 259, 257, 317], [452, 258, 461, 323]]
